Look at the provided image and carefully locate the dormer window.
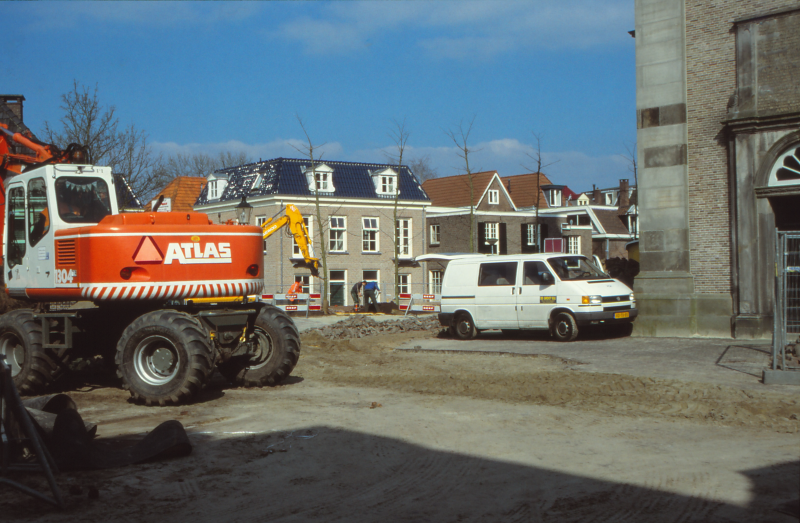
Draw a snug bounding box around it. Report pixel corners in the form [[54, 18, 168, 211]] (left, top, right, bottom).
[[251, 172, 263, 192], [206, 173, 228, 201], [381, 175, 394, 194], [548, 189, 562, 207], [371, 168, 399, 196], [303, 164, 335, 193], [604, 192, 615, 205]]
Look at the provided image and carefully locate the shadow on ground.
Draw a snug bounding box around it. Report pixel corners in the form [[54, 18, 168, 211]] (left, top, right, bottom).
[[3, 426, 797, 522]]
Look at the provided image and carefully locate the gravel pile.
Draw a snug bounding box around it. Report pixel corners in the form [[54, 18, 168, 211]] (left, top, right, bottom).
[[313, 315, 442, 339]]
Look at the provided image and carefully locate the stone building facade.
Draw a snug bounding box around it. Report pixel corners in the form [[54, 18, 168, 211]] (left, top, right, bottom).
[[194, 158, 430, 306], [634, 1, 800, 337]]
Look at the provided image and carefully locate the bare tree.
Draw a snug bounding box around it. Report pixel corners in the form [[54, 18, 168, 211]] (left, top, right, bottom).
[[408, 155, 438, 182], [41, 81, 164, 201], [386, 118, 409, 300], [523, 132, 558, 252], [157, 150, 252, 179], [446, 117, 480, 252], [291, 115, 329, 314], [623, 140, 638, 193], [623, 140, 638, 239]]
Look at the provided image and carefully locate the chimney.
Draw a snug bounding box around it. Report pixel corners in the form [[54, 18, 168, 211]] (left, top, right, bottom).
[[592, 184, 601, 205], [619, 179, 630, 208], [0, 95, 25, 121]]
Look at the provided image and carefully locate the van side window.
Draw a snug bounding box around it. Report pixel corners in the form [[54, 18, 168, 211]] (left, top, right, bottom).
[[523, 261, 552, 285], [478, 262, 517, 286]]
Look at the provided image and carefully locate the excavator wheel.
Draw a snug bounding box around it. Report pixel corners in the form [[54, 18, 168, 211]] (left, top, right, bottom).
[[0, 309, 69, 395], [116, 310, 214, 406], [219, 305, 300, 387]]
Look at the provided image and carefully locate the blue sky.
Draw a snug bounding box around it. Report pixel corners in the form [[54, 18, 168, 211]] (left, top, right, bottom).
[[6, 1, 636, 192]]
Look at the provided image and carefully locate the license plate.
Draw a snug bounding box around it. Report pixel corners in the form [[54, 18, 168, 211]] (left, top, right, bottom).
[[614, 312, 629, 319]]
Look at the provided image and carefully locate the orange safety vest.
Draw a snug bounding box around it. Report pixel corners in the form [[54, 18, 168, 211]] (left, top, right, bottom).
[[287, 281, 303, 302]]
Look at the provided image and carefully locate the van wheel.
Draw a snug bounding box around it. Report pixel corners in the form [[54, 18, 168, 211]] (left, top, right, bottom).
[[453, 313, 477, 340], [552, 312, 578, 342]]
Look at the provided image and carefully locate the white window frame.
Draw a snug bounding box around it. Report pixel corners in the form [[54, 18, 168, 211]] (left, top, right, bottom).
[[329, 269, 347, 306], [294, 275, 314, 294], [256, 216, 267, 253], [396, 218, 412, 257], [209, 180, 218, 200], [605, 192, 615, 205], [304, 164, 335, 193], [371, 168, 399, 196], [398, 274, 410, 295], [488, 189, 499, 205], [567, 235, 581, 254], [549, 189, 561, 207], [526, 224, 536, 246], [429, 270, 442, 294], [381, 175, 395, 194], [362, 217, 379, 252], [329, 216, 347, 252], [485, 222, 499, 254], [430, 224, 440, 245], [293, 216, 312, 256]]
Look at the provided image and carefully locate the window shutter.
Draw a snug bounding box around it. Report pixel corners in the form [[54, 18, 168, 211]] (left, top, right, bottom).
[[477, 222, 490, 253], [539, 223, 549, 253], [499, 223, 507, 254]]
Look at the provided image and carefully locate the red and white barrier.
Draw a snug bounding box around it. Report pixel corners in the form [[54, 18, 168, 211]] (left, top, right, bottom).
[[398, 293, 441, 316], [260, 293, 322, 317]]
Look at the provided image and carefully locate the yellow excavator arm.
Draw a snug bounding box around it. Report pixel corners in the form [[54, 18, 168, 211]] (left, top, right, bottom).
[[261, 204, 320, 276]]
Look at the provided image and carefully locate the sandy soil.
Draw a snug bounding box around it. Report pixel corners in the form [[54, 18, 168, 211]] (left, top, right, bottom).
[[3, 325, 799, 522]]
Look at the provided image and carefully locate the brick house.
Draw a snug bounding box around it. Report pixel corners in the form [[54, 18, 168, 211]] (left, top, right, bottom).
[[634, 1, 800, 338], [193, 158, 430, 306], [422, 171, 636, 291]]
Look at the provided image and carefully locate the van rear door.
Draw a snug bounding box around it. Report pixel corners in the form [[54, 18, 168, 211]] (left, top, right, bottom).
[[475, 261, 518, 328]]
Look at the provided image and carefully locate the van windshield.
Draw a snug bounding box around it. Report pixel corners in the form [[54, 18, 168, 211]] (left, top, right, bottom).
[[547, 256, 606, 281]]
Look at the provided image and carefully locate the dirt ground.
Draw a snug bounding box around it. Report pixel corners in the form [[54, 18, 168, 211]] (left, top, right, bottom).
[[3, 317, 799, 522]]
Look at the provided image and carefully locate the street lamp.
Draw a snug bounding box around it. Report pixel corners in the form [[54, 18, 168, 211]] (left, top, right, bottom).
[[235, 195, 253, 225]]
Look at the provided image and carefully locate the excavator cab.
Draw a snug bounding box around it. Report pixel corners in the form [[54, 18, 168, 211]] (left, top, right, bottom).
[[4, 164, 118, 296]]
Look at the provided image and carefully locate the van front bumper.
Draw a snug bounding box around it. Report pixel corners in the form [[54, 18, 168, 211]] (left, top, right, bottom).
[[573, 309, 638, 325]]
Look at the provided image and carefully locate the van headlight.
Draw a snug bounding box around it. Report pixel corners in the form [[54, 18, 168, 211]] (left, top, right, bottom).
[[582, 295, 602, 305], [630, 293, 636, 306]]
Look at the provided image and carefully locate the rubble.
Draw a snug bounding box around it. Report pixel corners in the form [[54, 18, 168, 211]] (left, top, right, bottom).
[[312, 315, 442, 339]]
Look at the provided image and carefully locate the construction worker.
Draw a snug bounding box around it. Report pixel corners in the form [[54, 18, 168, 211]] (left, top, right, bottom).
[[350, 280, 365, 312], [363, 280, 380, 313], [287, 280, 303, 302]]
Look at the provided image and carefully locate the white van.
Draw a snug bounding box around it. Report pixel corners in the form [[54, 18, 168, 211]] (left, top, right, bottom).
[[420, 253, 637, 341]]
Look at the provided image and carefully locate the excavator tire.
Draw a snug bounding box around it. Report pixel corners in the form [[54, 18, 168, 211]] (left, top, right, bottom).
[[0, 309, 69, 395], [116, 310, 214, 406], [220, 305, 300, 387]]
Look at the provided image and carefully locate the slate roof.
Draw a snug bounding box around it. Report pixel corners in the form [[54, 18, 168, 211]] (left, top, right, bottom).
[[500, 172, 553, 208], [151, 176, 208, 212], [422, 171, 498, 208], [196, 158, 429, 205], [593, 208, 632, 235]]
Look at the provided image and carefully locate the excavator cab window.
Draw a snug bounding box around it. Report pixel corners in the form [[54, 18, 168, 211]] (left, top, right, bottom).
[[6, 187, 26, 268], [27, 178, 50, 247], [55, 177, 112, 224]]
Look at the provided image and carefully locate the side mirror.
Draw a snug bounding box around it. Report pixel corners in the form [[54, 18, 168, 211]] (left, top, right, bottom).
[[541, 272, 553, 285]]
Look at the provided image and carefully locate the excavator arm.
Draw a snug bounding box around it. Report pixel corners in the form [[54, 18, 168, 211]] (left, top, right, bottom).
[[261, 204, 320, 276], [0, 124, 88, 176]]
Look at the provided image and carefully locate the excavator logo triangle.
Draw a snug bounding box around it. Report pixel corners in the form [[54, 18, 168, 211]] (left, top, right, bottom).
[[133, 236, 163, 264]]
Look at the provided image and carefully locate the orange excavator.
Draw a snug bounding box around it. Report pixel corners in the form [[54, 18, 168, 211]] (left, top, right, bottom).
[[0, 123, 301, 405], [260, 203, 320, 276]]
